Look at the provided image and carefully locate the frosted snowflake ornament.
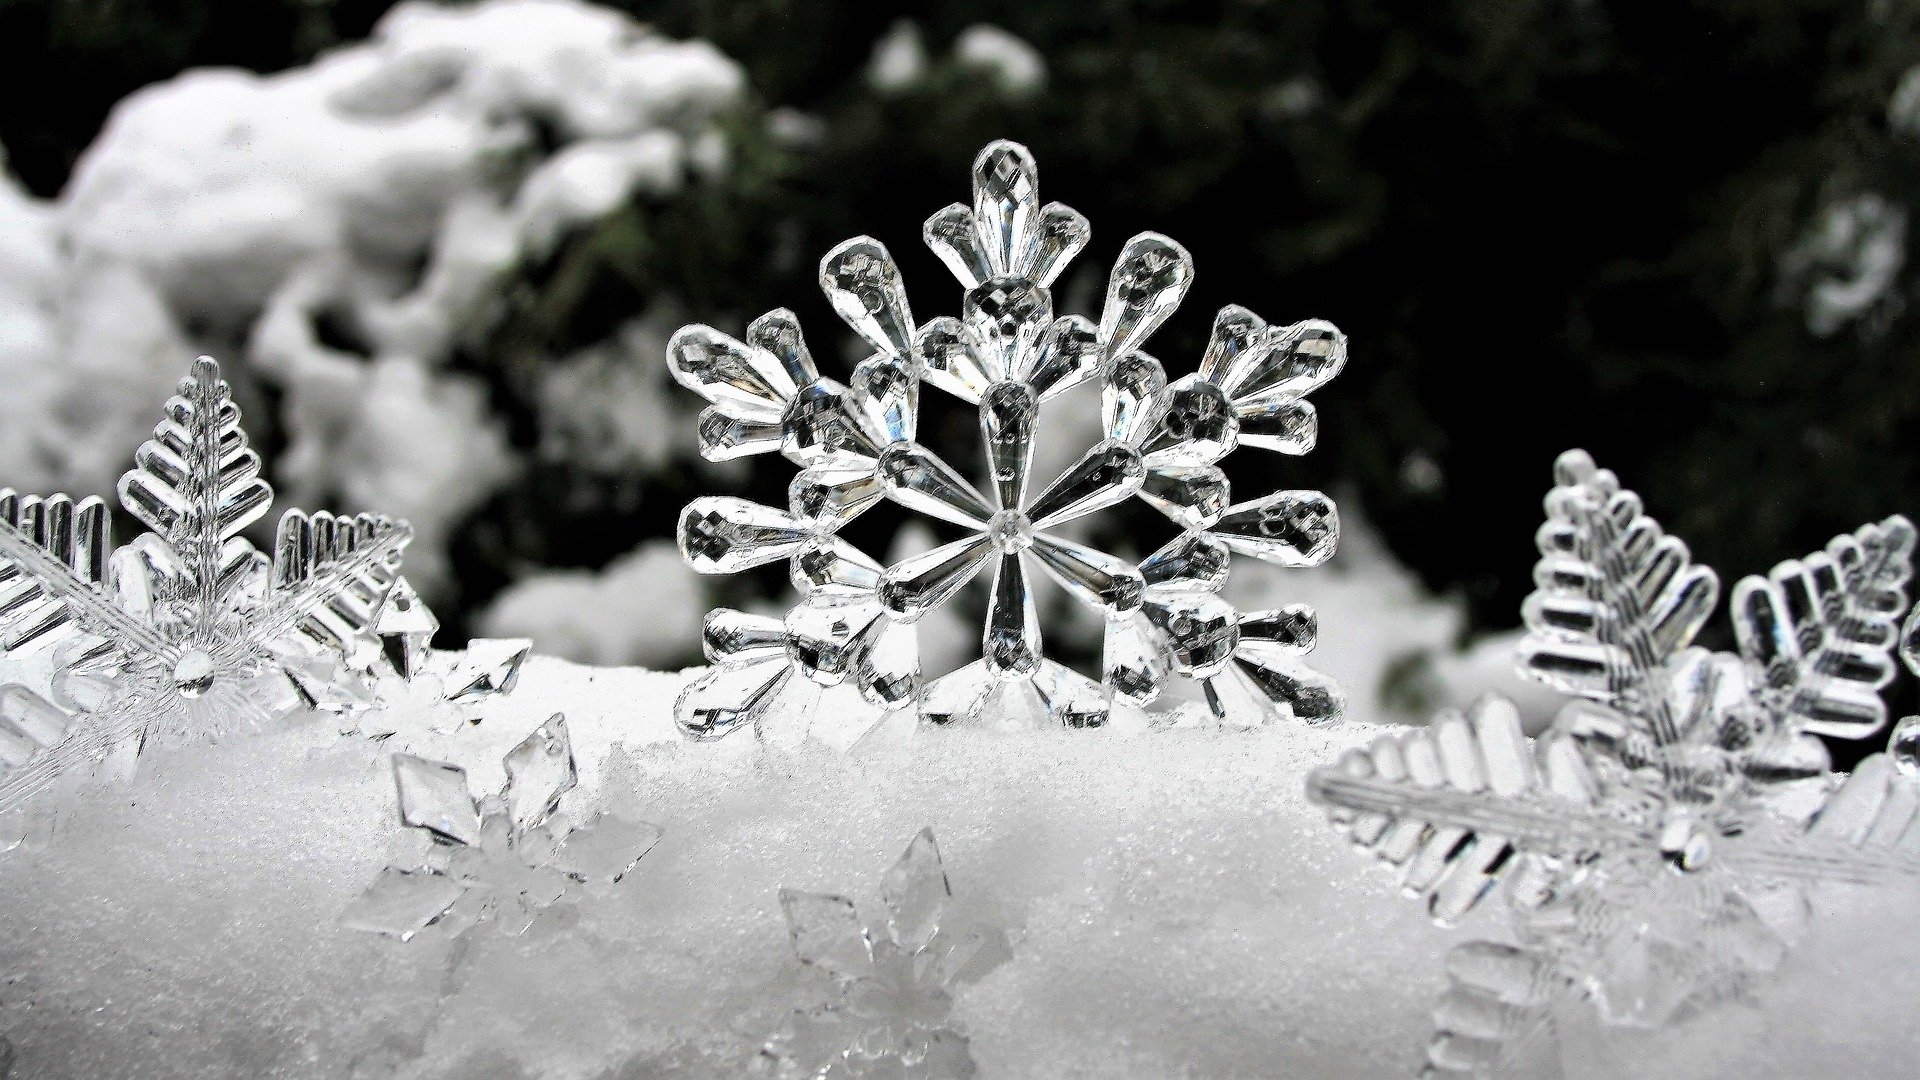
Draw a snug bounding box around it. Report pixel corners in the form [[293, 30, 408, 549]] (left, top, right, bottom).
[[762, 829, 1010, 1080], [343, 578, 534, 742], [1308, 450, 1920, 1077], [0, 356, 414, 815], [343, 713, 662, 941], [672, 139, 1346, 738]]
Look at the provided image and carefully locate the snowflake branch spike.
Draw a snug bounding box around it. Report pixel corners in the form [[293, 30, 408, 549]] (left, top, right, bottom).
[[1308, 449, 1920, 1077], [672, 139, 1349, 739], [0, 355, 425, 815]]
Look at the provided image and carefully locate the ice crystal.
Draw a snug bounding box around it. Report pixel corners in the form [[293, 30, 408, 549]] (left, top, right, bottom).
[[343, 713, 662, 941], [0, 356, 414, 814], [1308, 449, 1920, 1077], [761, 828, 1009, 1079], [672, 139, 1345, 738]]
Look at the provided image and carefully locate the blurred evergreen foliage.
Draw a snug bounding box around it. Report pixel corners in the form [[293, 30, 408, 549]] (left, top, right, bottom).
[[4, 0, 1920, 645]]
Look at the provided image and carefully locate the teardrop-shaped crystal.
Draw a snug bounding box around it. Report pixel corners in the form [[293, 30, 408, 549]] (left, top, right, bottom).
[[1143, 375, 1239, 466], [1029, 203, 1091, 287], [1033, 659, 1111, 729], [820, 237, 915, 359], [1197, 305, 1267, 385], [1032, 532, 1145, 613], [857, 619, 920, 708], [697, 407, 782, 461], [879, 533, 995, 621], [1221, 319, 1347, 405], [1147, 592, 1240, 677], [1201, 661, 1276, 728], [919, 660, 994, 726], [667, 324, 796, 421], [1099, 233, 1193, 360], [849, 354, 917, 445], [984, 553, 1040, 677], [679, 498, 809, 573], [675, 658, 793, 740], [878, 443, 994, 529], [789, 465, 886, 530], [1102, 352, 1168, 445], [1214, 490, 1339, 566], [744, 308, 820, 390], [924, 202, 989, 288], [786, 601, 885, 686], [965, 276, 1052, 378], [972, 140, 1040, 277], [1230, 651, 1343, 723], [1235, 399, 1317, 455], [782, 379, 882, 466], [915, 317, 994, 404], [1141, 532, 1231, 594], [1022, 315, 1100, 399], [1237, 604, 1318, 653], [791, 537, 884, 599], [1140, 465, 1229, 530], [703, 608, 786, 664], [980, 381, 1038, 510], [1027, 441, 1146, 529], [1892, 716, 1920, 775], [1104, 611, 1168, 704]]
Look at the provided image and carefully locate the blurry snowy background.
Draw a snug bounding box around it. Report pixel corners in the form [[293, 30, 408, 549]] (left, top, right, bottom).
[[2, 0, 1918, 733]]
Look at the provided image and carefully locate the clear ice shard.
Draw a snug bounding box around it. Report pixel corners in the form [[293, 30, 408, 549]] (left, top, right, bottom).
[[675, 140, 1348, 733], [348, 712, 661, 942], [1308, 449, 1920, 1076], [762, 829, 1009, 1078], [0, 356, 421, 814]]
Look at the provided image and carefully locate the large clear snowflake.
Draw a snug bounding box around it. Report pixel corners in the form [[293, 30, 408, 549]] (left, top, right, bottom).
[[0, 356, 414, 815], [1308, 449, 1920, 1077], [761, 828, 1010, 1079], [671, 140, 1346, 738]]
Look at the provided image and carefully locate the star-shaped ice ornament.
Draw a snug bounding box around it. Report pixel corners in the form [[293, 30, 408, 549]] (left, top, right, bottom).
[[0, 357, 415, 814], [1308, 450, 1920, 1077], [672, 140, 1347, 739], [761, 829, 1010, 1079], [343, 713, 661, 941]]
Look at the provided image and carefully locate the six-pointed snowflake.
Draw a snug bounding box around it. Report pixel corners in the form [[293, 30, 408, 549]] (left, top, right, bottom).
[[762, 828, 1010, 1079], [1309, 449, 1920, 1077], [340, 578, 534, 745], [0, 356, 416, 815], [343, 712, 662, 941], [671, 139, 1346, 739]]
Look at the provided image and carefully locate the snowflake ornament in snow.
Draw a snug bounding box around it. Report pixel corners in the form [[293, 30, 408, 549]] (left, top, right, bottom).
[[671, 139, 1345, 738], [0, 356, 415, 816], [342, 578, 534, 743], [1308, 449, 1920, 1077], [343, 713, 662, 941], [762, 828, 1010, 1080]]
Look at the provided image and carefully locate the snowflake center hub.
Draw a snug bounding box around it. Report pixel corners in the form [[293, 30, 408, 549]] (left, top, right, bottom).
[[987, 509, 1034, 552], [172, 648, 217, 698]]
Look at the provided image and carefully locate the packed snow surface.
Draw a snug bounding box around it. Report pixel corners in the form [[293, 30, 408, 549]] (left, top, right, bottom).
[[0, 657, 1915, 1079]]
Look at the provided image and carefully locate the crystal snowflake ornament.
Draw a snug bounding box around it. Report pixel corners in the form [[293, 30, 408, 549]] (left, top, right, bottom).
[[1308, 449, 1920, 1077], [0, 356, 415, 814], [343, 578, 534, 741], [672, 139, 1346, 738], [762, 829, 1010, 1079], [343, 713, 662, 941]]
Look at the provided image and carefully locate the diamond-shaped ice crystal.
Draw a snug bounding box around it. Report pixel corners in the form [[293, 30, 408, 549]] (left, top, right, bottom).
[[0, 356, 418, 816], [761, 829, 1009, 1079], [1309, 450, 1920, 1077], [346, 712, 661, 942], [672, 141, 1348, 740]]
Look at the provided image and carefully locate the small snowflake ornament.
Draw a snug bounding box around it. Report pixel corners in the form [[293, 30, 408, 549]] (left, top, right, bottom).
[[345, 579, 534, 742], [672, 139, 1346, 739], [0, 356, 415, 815], [343, 713, 662, 941], [1308, 450, 1920, 1077], [762, 829, 1009, 1080]]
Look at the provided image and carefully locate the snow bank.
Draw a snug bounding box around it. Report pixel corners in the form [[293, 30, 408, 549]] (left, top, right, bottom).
[[0, 657, 1914, 1079]]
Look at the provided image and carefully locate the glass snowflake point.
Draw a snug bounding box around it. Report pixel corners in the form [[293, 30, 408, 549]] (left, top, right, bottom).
[[763, 828, 1009, 1079], [0, 355, 419, 813], [674, 139, 1347, 738], [1308, 449, 1920, 1075]]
